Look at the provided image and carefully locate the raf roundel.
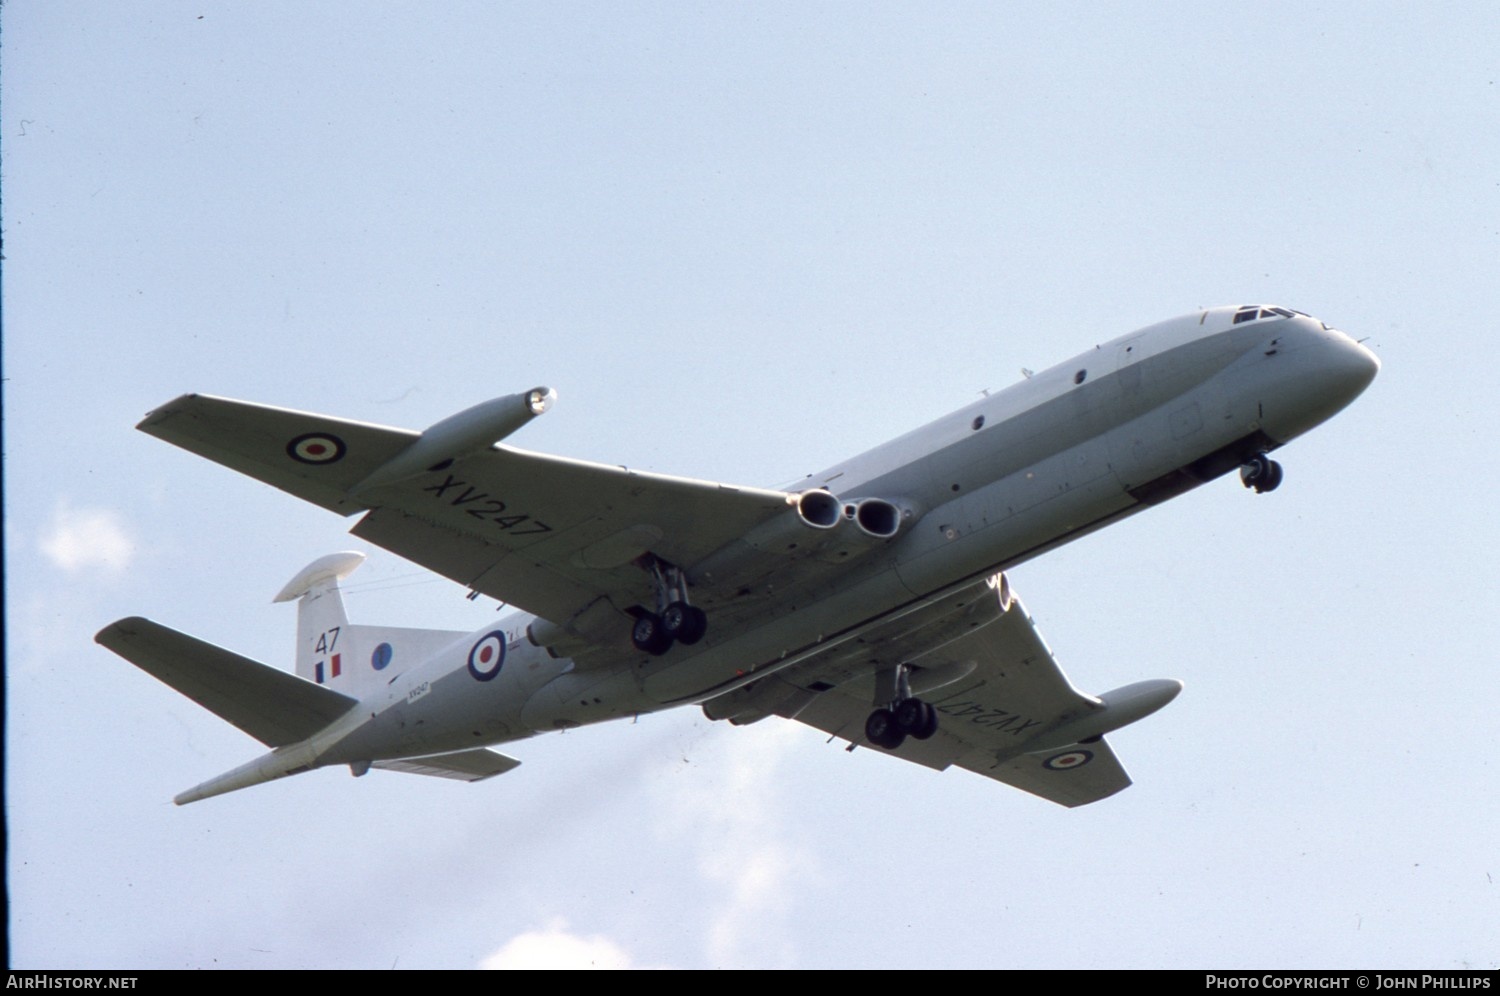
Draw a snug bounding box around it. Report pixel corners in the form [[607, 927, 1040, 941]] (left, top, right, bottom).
[[287, 432, 347, 465], [1043, 750, 1094, 772], [467, 631, 507, 682]]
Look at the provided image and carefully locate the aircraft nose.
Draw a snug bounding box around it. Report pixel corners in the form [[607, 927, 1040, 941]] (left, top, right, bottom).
[[1325, 332, 1380, 402], [1257, 323, 1380, 443]]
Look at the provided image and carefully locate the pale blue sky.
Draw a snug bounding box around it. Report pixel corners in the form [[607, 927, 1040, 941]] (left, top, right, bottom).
[[6, 2, 1497, 969]]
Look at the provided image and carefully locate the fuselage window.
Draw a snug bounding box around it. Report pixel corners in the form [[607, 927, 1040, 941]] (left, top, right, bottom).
[[1074, 369, 1087, 385], [971, 415, 985, 431]]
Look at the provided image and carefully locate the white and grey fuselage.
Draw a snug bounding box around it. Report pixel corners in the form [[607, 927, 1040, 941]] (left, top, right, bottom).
[[312, 304, 1378, 768]]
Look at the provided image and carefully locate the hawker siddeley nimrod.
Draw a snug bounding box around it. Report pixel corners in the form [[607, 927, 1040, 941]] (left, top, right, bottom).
[[98, 305, 1378, 806]]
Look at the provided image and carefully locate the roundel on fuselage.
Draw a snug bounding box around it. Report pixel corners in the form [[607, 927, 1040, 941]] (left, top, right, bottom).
[[467, 631, 507, 682]]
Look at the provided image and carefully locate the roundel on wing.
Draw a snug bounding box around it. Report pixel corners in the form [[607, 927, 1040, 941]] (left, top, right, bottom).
[[1043, 750, 1094, 771], [467, 631, 507, 682], [287, 432, 347, 465]]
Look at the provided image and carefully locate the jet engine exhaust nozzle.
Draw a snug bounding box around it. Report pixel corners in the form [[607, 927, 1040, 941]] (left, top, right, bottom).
[[796, 489, 842, 529], [846, 498, 902, 539]]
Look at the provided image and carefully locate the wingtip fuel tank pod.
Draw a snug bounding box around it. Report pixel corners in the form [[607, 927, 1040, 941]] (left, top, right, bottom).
[[348, 387, 555, 495]]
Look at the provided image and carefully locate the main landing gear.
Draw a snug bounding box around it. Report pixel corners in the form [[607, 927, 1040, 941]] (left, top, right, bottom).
[[1240, 453, 1284, 494], [864, 665, 939, 751], [631, 557, 708, 657]]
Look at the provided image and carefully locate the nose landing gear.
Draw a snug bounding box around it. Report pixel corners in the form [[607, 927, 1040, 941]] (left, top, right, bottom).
[[1240, 453, 1284, 494]]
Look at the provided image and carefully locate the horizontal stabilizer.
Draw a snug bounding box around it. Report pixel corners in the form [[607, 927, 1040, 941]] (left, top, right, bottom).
[[97, 617, 357, 747], [373, 748, 521, 782], [173, 741, 319, 805]]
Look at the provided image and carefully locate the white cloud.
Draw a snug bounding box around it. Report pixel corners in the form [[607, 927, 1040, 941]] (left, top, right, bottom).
[[479, 918, 652, 970], [658, 721, 817, 967], [38, 504, 135, 575]]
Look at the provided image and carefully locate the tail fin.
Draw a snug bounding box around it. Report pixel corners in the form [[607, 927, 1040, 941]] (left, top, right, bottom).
[[274, 551, 365, 687], [274, 552, 471, 697]]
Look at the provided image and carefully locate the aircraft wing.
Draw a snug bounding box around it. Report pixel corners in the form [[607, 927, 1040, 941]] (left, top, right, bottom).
[[793, 687, 1131, 807], [138, 394, 797, 627], [711, 580, 1136, 807]]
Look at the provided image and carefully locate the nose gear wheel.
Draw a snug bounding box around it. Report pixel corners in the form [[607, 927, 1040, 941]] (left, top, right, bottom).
[[1240, 453, 1284, 493]]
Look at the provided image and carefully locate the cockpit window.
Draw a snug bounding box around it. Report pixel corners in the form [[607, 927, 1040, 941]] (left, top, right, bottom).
[[1235, 305, 1296, 324]]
